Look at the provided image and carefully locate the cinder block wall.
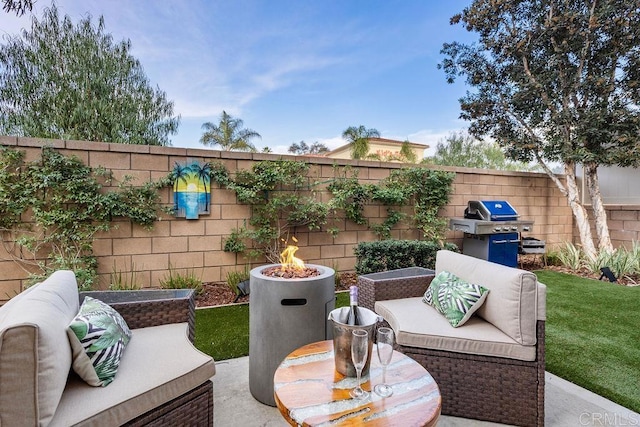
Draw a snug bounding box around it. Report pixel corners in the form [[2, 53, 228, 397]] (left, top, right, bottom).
[[603, 207, 640, 248], [0, 137, 574, 300]]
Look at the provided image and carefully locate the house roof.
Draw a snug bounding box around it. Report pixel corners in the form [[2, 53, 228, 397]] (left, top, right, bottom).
[[325, 137, 429, 157]]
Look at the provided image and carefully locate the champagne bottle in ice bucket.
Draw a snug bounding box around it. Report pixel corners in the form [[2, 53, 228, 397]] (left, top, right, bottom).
[[328, 285, 382, 377], [347, 286, 361, 326]]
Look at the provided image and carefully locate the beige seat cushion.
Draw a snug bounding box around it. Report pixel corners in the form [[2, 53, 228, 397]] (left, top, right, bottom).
[[375, 297, 536, 362], [0, 270, 79, 427], [50, 323, 216, 426], [435, 250, 543, 345]]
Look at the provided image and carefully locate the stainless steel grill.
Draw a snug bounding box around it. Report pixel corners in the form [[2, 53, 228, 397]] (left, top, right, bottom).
[[449, 218, 533, 235], [450, 200, 535, 267]]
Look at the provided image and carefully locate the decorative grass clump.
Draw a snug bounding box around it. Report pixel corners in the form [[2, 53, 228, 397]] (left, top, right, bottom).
[[539, 270, 640, 413]]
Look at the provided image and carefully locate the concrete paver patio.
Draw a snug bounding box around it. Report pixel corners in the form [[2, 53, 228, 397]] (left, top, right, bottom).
[[213, 356, 639, 426]]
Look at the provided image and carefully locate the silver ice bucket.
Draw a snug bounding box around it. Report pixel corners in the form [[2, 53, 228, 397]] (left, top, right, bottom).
[[328, 306, 382, 377]]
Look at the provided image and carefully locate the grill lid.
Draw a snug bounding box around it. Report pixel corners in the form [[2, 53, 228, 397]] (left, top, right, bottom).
[[464, 200, 519, 221]]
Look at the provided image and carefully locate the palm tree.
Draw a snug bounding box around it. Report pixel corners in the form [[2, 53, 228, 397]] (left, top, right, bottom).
[[342, 126, 380, 160], [200, 111, 261, 151], [170, 162, 190, 212], [191, 162, 212, 212]]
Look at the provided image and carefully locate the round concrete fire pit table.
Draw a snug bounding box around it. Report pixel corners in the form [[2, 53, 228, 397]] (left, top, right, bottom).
[[249, 264, 335, 406]]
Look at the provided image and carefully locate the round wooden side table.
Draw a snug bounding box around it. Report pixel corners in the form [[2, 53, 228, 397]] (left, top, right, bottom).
[[274, 340, 441, 426]]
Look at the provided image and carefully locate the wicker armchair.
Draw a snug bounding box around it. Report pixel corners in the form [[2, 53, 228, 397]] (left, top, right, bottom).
[[364, 251, 545, 427], [79, 289, 213, 426]]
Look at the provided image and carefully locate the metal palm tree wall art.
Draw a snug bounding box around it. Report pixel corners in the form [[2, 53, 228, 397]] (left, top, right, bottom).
[[171, 161, 211, 219]]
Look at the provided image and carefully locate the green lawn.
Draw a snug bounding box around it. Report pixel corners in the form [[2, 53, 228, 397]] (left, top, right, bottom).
[[537, 270, 640, 413], [195, 273, 640, 412], [194, 291, 349, 361]]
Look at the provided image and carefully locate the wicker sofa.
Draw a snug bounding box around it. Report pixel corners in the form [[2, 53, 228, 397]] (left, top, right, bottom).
[[369, 250, 546, 427], [0, 270, 215, 426]]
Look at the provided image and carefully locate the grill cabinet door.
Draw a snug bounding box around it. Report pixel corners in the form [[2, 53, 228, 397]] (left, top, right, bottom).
[[488, 233, 519, 267]]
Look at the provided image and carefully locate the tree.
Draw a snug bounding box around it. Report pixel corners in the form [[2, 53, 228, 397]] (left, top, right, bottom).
[[2, 0, 33, 16], [288, 140, 329, 155], [399, 141, 418, 163], [0, 5, 180, 145], [200, 111, 261, 151], [425, 131, 541, 171], [342, 125, 380, 160], [440, 1, 640, 259]]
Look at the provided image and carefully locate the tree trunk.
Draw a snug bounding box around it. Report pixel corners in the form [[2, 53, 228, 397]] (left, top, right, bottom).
[[563, 162, 597, 260], [584, 162, 614, 253], [537, 160, 598, 260]]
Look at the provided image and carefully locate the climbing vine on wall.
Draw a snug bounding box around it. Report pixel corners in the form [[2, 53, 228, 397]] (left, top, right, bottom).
[[328, 166, 455, 240], [0, 146, 170, 290], [210, 160, 328, 262], [209, 160, 455, 261]]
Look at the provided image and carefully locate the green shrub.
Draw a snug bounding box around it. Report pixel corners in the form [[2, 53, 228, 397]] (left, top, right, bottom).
[[553, 241, 640, 280], [354, 240, 459, 274], [555, 241, 584, 270]]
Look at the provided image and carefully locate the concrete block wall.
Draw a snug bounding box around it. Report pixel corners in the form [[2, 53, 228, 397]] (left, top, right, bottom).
[[604, 206, 640, 248], [0, 137, 575, 300], [443, 165, 574, 250]]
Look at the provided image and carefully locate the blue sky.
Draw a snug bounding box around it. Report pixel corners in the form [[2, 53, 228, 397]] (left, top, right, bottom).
[[2, 1, 477, 155]]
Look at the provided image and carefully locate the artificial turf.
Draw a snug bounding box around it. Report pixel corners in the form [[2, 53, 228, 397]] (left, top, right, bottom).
[[194, 291, 349, 361], [537, 270, 640, 413]]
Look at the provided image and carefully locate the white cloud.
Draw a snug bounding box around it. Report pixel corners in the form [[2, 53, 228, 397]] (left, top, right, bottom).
[[318, 136, 346, 151]]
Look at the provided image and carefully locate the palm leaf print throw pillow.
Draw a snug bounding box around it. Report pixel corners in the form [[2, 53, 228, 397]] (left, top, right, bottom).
[[423, 270, 489, 327], [67, 296, 132, 386]]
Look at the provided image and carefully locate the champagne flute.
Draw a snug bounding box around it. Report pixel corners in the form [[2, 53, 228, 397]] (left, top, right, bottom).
[[350, 329, 369, 399], [374, 327, 394, 397]]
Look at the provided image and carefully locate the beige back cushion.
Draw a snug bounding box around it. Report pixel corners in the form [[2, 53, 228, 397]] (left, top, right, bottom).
[[0, 270, 79, 426], [435, 250, 543, 345]]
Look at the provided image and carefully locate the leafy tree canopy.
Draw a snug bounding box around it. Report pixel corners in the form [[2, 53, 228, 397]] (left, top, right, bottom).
[[440, 0, 640, 257], [288, 140, 329, 155], [200, 111, 261, 151], [342, 125, 380, 160], [440, 0, 640, 168], [425, 131, 542, 171], [0, 4, 180, 145], [2, 0, 33, 16], [399, 141, 418, 163]]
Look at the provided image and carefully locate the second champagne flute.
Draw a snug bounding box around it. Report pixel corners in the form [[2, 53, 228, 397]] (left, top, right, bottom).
[[374, 327, 394, 397], [350, 329, 369, 399]]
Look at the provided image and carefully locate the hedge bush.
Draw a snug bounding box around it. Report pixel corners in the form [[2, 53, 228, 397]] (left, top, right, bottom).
[[354, 240, 459, 274]]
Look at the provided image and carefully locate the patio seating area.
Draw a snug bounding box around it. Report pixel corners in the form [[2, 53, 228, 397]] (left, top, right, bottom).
[[2, 266, 639, 426], [204, 250, 640, 426]]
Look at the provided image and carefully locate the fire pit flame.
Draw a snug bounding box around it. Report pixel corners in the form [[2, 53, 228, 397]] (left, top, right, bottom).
[[280, 243, 305, 271], [261, 237, 321, 279]]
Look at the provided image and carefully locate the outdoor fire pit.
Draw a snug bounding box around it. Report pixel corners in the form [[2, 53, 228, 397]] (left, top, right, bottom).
[[249, 243, 335, 406]]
